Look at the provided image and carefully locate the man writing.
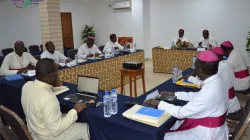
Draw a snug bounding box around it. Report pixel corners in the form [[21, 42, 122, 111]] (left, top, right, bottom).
[[0, 41, 37, 76], [221, 41, 250, 91], [41, 41, 71, 64], [198, 30, 217, 48], [173, 28, 188, 45], [21, 58, 89, 140], [185, 47, 241, 114], [145, 50, 228, 140], [103, 33, 124, 54], [77, 36, 102, 59]]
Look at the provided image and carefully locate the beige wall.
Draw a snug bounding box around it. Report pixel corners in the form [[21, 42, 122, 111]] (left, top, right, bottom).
[[39, 0, 63, 51]]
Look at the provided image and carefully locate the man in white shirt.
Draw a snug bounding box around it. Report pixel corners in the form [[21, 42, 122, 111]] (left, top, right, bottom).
[[198, 30, 218, 48], [145, 50, 228, 140], [0, 41, 37, 76], [77, 36, 102, 59], [221, 41, 250, 91], [103, 33, 124, 54], [21, 58, 89, 140], [173, 29, 188, 45], [186, 47, 241, 114], [41, 41, 71, 64]]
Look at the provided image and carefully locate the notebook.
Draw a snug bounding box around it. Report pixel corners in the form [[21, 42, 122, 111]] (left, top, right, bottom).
[[136, 107, 164, 118], [52, 86, 69, 95]]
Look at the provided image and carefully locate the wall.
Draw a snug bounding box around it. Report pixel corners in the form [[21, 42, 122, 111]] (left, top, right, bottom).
[[60, 1, 93, 48], [0, 1, 42, 51], [149, 0, 250, 57]]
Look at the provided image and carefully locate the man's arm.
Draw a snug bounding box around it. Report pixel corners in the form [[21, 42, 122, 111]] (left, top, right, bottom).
[[175, 91, 199, 101], [103, 43, 109, 54], [28, 53, 38, 66], [0, 55, 18, 76], [77, 47, 87, 59], [42, 98, 78, 137], [94, 45, 102, 54], [58, 52, 69, 63], [116, 42, 124, 50]]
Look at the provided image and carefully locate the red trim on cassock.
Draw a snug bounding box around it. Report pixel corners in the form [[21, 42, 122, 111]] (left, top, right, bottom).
[[234, 69, 249, 79]]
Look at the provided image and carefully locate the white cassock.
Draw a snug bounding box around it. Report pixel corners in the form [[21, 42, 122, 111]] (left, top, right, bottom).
[[21, 80, 88, 140], [0, 52, 37, 76], [158, 74, 228, 140], [198, 36, 218, 48], [41, 51, 68, 64], [227, 49, 250, 91], [77, 43, 102, 59], [188, 61, 241, 114], [103, 41, 124, 54], [173, 37, 188, 45]]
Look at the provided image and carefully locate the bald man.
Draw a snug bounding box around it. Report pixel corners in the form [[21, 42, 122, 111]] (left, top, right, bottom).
[[145, 50, 228, 140], [0, 41, 37, 76], [22, 58, 89, 140]]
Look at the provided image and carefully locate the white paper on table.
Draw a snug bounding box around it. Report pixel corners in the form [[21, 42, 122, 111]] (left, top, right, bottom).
[[59, 63, 66, 67], [66, 61, 77, 67], [197, 48, 205, 52], [21, 70, 36, 77], [145, 90, 160, 101], [78, 59, 87, 63]]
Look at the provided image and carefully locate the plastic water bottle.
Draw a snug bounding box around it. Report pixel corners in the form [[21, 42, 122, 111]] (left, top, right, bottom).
[[111, 47, 115, 57], [192, 56, 196, 68], [110, 89, 118, 115], [103, 91, 111, 118], [173, 65, 178, 83], [75, 54, 78, 65], [134, 43, 137, 51]]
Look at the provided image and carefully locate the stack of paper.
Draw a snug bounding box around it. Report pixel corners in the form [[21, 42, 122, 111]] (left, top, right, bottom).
[[122, 105, 171, 127], [52, 86, 69, 95]]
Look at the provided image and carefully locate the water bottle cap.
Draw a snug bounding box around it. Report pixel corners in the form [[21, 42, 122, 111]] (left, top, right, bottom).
[[105, 91, 109, 95], [112, 89, 116, 92]]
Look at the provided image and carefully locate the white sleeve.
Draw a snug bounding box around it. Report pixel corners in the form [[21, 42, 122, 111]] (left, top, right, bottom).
[[28, 53, 37, 66], [227, 54, 237, 69], [116, 42, 124, 50], [94, 45, 102, 54], [175, 91, 199, 101], [40, 52, 47, 59], [188, 76, 202, 86], [103, 43, 109, 53], [77, 46, 87, 59], [158, 93, 207, 119], [173, 38, 177, 45], [0, 55, 18, 76], [58, 52, 68, 62], [42, 97, 78, 137]]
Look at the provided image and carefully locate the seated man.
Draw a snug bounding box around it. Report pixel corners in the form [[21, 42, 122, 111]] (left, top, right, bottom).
[[77, 36, 102, 59], [145, 50, 228, 140], [41, 41, 71, 64], [21, 58, 88, 140], [198, 30, 217, 48], [186, 47, 241, 114], [173, 28, 188, 45], [0, 41, 37, 76], [103, 33, 124, 54], [221, 41, 250, 91]]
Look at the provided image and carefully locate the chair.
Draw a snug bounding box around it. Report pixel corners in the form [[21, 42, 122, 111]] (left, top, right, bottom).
[[98, 45, 105, 52], [0, 128, 9, 140], [67, 49, 78, 60], [33, 55, 40, 60], [1, 48, 14, 57], [121, 67, 146, 97], [230, 99, 250, 140], [40, 44, 43, 52], [0, 105, 32, 140], [235, 88, 250, 108], [28, 45, 40, 52], [24, 47, 28, 52]]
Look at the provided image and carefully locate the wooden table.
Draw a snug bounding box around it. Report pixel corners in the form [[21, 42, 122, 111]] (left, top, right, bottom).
[[152, 48, 198, 73]]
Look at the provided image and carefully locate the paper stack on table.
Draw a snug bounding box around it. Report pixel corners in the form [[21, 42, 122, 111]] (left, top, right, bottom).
[[122, 104, 171, 127], [52, 86, 69, 95]]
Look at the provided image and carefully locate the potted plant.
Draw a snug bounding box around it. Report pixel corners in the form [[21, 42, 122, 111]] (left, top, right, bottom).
[[81, 25, 96, 43], [171, 40, 194, 50], [247, 30, 250, 52]]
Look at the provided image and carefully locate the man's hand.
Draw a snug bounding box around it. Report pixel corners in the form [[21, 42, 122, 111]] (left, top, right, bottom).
[[160, 91, 175, 96], [198, 42, 202, 46], [17, 68, 28, 74], [27, 65, 35, 70], [74, 103, 87, 113], [95, 53, 101, 57], [183, 74, 191, 80], [65, 58, 72, 64], [87, 54, 94, 58], [144, 99, 160, 107], [209, 44, 212, 48], [114, 46, 119, 50]]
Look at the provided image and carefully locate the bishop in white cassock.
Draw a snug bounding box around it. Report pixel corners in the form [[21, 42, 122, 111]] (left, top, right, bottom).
[[198, 30, 218, 48], [103, 33, 124, 54], [221, 41, 250, 91], [187, 47, 241, 114], [41, 41, 71, 64], [173, 28, 188, 45], [145, 50, 228, 140], [77, 36, 102, 59], [21, 59, 89, 140], [0, 41, 37, 76]]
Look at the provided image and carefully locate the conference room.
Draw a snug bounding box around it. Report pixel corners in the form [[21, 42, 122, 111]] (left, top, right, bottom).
[[0, 0, 250, 140]]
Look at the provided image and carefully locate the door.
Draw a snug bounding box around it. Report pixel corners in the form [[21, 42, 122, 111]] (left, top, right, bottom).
[[61, 13, 74, 48]]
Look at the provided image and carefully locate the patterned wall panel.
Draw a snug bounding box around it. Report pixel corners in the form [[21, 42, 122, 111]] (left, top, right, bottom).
[[152, 48, 198, 73], [39, 0, 63, 51], [58, 51, 145, 90]]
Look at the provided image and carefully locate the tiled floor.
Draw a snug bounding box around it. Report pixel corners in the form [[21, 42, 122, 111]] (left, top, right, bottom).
[[1, 60, 249, 139]]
